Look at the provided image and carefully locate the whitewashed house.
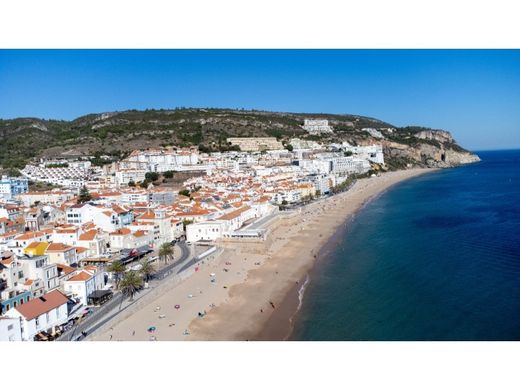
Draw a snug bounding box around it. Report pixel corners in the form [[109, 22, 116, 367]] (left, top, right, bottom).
[[5, 289, 69, 341]]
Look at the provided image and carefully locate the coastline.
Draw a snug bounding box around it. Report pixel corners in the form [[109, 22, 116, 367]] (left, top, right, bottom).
[[254, 169, 434, 341], [91, 168, 437, 341]]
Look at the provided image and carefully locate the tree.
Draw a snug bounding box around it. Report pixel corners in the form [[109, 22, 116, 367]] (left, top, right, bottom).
[[139, 179, 150, 188], [128, 179, 136, 187], [178, 189, 190, 197], [107, 260, 126, 289], [344, 151, 353, 157], [77, 185, 92, 204], [281, 200, 288, 205], [139, 259, 156, 282], [163, 170, 174, 179], [145, 172, 159, 182], [119, 271, 143, 302], [158, 242, 174, 264], [285, 144, 294, 152]]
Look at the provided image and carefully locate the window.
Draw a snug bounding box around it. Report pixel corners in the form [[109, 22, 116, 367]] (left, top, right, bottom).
[[7, 324, 13, 331], [35, 317, 39, 327]]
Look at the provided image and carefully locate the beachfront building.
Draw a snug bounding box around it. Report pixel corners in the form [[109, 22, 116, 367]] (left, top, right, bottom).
[[0, 176, 29, 201], [342, 144, 385, 165], [108, 228, 153, 251], [5, 289, 69, 341], [63, 267, 106, 306], [186, 220, 227, 242]]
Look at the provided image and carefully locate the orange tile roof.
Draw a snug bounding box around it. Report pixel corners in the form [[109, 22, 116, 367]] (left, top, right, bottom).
[[133, 230, 146, 237], [79, 230, 97, 241], [74, 246, 88, 254], [15, 231, 44, 241], [67, 271, 93, 282], [46, 243, 74, 252], [57, 263, 76, 275], [110, 228, 131, 236], [218, 206, 251, 221], [14, 290, 69, 320]]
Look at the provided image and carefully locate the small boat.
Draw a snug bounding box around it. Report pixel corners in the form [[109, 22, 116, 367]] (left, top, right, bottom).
[[174, 304, 181, 309]]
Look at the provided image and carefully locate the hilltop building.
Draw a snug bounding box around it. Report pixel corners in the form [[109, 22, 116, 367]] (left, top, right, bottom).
[[302, 119, 334, 134]]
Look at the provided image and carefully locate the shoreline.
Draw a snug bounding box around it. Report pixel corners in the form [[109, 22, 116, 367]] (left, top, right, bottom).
[[92, 168, 437, 341], [253, 171, 423, 341]]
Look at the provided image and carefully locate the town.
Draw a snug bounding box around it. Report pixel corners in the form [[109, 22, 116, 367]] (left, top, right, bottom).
[[0, 120, 385, 341]]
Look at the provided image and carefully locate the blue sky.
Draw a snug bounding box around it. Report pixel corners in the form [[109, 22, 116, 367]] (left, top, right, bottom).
[[1, 50, 519, 150]]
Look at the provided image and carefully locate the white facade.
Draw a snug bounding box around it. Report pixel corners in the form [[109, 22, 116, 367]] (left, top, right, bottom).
[[5, 290, 69, 341], [186, 220, 226, 242], [0, 317, 23, 341], [115, 170, 146, 186], [63, 269, 106, 306], [302, 119, 334, 134]]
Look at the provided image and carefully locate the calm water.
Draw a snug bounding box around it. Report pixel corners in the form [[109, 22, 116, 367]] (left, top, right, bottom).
[[290, 150, 520, 340]]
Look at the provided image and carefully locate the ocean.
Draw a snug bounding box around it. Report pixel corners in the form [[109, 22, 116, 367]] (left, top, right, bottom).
[[290, 150, 520, 341]]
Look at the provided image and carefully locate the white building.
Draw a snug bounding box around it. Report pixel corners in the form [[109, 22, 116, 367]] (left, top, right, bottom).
[[63, 267, 106, 306], [0, 176, 29, 201], [115, 169, 146, 186], [343, 144, 385, 165], [0, 316, 23, 341], [186, 220, 227, 242], [302, 119, 334, 134], [5, 289, 69, 341]]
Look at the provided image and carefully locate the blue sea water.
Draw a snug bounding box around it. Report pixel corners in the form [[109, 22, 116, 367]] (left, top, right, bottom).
[[290, 150, 520, 340]]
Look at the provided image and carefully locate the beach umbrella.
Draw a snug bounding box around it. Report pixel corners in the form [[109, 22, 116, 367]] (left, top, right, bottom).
[[147, 326, 156, 333]]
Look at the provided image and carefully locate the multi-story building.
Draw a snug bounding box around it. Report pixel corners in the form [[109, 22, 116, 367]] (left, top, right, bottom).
[[302, 119, 334, 134], [0, 176, 29, 201], [5, 289, 69, 341], [63, 267, 106, 306]]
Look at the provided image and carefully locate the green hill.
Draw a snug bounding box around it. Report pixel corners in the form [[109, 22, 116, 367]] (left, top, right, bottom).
[[0, 108, 479, 172]]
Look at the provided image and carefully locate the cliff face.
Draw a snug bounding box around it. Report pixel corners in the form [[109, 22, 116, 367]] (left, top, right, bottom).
[[0, 108, 480, 171], [383, 138, 480, 169]]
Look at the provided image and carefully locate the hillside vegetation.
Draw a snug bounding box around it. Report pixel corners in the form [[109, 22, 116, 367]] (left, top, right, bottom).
[[0, 108, 478, 172]]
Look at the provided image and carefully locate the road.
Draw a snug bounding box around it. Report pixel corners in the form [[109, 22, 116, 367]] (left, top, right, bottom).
[[58, 241, 191, 341]]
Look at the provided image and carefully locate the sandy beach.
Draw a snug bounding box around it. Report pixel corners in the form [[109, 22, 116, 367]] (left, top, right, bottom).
[[92, 168, 435, 341]]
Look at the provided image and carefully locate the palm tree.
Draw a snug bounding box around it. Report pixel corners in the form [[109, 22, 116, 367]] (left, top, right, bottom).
[[119, 271, 143, 302], [159, 242, 174, 264], [107, 260, 126, 289], [139, 258, 155, 282]]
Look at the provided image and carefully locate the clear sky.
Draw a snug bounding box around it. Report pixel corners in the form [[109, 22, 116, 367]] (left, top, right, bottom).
[[1, 49, 519, 151]]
